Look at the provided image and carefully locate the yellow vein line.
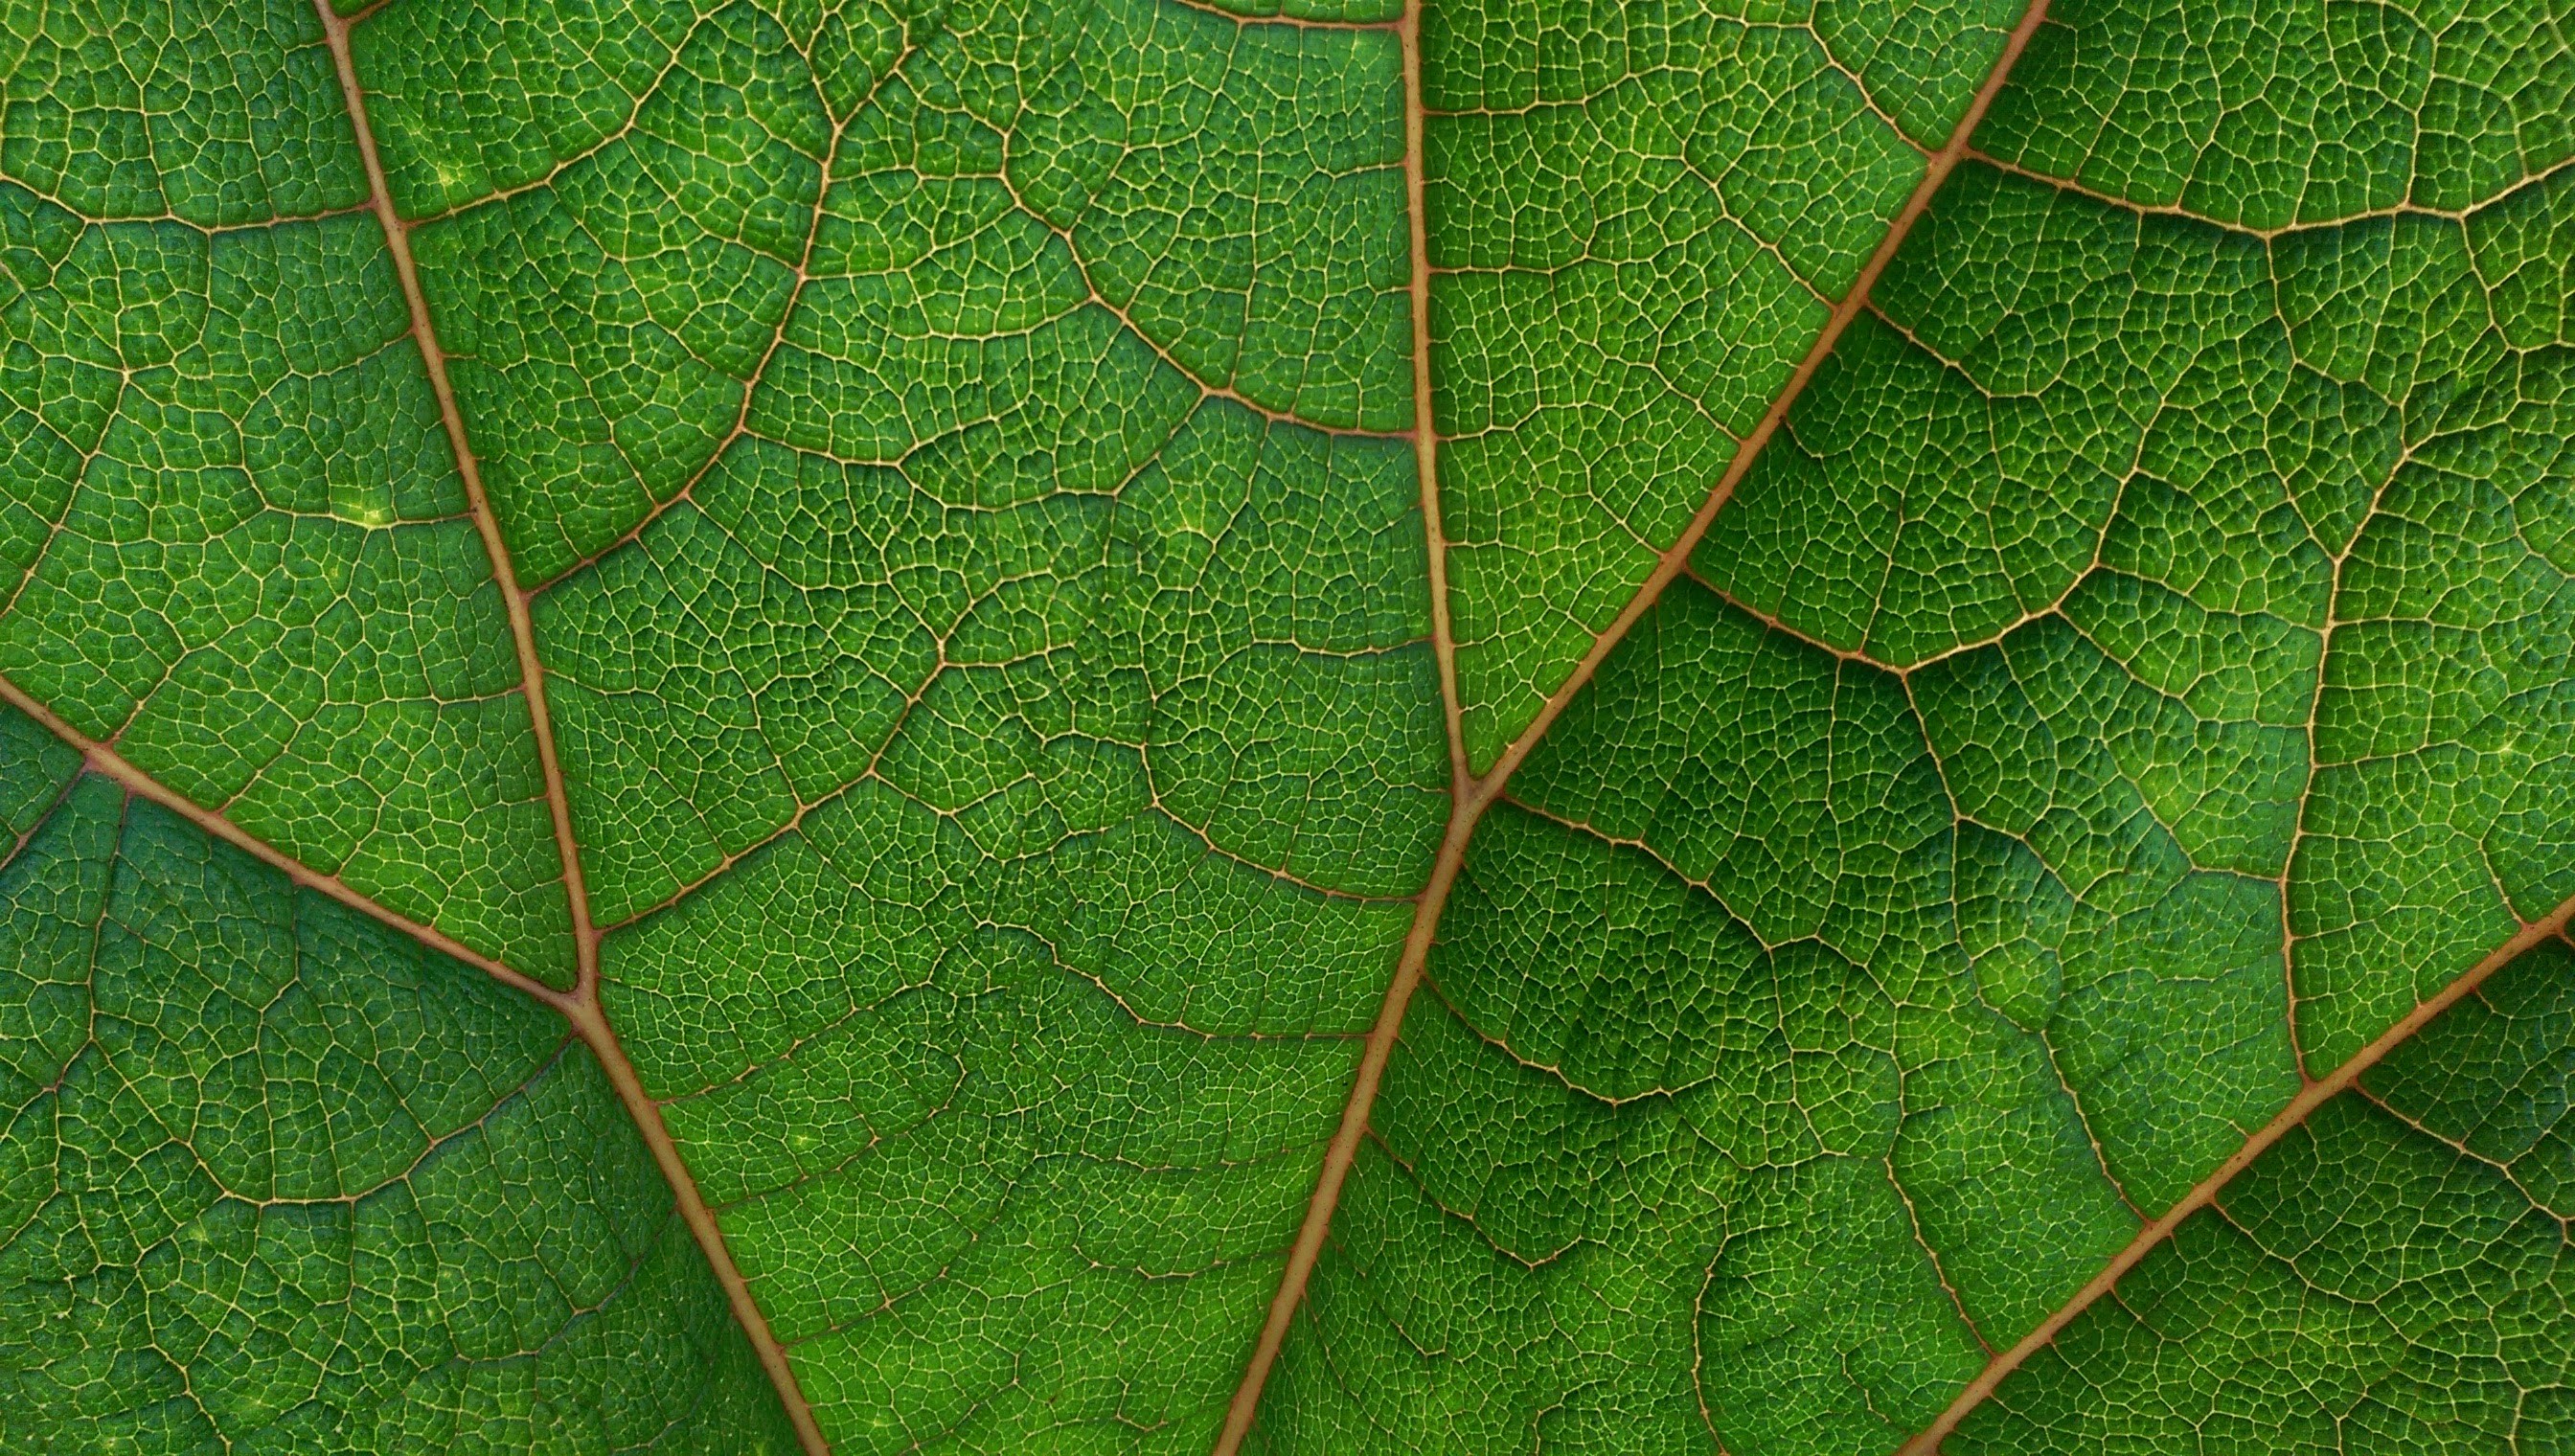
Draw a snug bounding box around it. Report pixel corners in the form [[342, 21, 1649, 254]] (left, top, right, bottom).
[[311, 7, 832, 1451], [1155, 0, 1402, 29], [1897, 897, 2575, 1454], [1212, 1, 2056, 1448]]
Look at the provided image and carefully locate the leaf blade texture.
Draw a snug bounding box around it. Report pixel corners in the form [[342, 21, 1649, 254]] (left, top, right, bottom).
[[0, 703, 797, 1449], [0, 0, 2569, 1447]]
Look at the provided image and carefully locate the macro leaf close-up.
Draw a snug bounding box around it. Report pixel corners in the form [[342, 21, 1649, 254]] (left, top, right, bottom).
[[2, 0, 2573, 1445]]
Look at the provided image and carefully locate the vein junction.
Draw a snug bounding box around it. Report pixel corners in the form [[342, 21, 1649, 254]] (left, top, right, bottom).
[[1257, 4, 2575, 1447], [0, 0, 2570, 1449]]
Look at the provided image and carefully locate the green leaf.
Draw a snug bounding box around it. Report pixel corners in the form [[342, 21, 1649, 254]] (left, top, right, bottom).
[[0, 0, 2569, 1448], [1428, 0, 2030, 768], [1260, 0, 2575, 1448], [0, 704, 795, 1450], [1958, 936, 2575, 1453]]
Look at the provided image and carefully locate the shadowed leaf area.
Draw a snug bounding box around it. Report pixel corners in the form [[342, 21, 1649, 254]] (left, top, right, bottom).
[[0, 0, 2568, 1447], [0, 711, 795, 1451]]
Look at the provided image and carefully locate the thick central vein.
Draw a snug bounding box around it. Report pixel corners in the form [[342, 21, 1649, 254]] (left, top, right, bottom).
[[311, 4, 593, 977], [308, 6, 832, 1452], [1211, 1, 2062, 1449]]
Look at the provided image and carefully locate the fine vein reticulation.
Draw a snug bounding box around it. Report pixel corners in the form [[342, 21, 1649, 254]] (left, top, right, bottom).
[[1218, 0, 2060, 1445], [4, 0, 2573, 1449], [1240, 0, 2575, 1445], [313, 2, 832, 1445]]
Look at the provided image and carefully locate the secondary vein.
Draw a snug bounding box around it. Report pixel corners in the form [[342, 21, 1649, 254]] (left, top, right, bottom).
[[1897, 894, 2575, 1454], [309, 7, 834, 1451], [0, 670, 562, 1006], [1211, 0, 2060, 1447]]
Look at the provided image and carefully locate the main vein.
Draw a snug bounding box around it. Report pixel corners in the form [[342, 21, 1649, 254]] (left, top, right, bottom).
[[1212, 0, 2060, 1448], [308, 6, 832, 1451]]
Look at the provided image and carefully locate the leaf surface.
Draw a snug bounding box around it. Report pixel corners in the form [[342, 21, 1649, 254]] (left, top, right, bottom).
[[0, 703, 795, 1449], [1959, 934, 2575, 1453], [1256, 1, 2575, 1448], [0, 0, 2569, 1448]]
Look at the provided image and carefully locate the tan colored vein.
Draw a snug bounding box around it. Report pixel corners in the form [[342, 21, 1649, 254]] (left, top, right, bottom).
[[311, 0, 598, 980], [1404, 20, 1472, 813], [310, 6, 832, 1451], [1210, 6, 1462, 1441], [1154, 0, 1403, 30], [1212, 2, 2058, 1448], [1465, 0, 2054, 802], [0, 670, 563, 1006], [1898, 899, 2575, 1455]]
